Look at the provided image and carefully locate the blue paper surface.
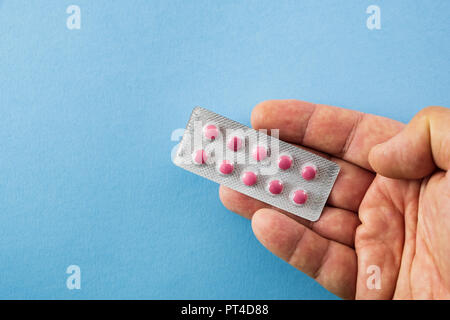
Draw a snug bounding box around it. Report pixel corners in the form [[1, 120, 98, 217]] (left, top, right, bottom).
[[0, 0, 448, 299]]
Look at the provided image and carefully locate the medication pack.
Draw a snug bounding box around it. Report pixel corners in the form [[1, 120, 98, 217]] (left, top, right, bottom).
[[173, 107, 340, 221]]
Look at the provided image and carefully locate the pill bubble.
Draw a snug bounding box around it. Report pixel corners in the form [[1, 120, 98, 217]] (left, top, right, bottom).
[[252, 145, 268, 161], [192, 149, 207, 165], [291, 189, 308, 205], [203, 123, 220, 141], [218, 159, 234, 175], [241, 170, 257, 186], [267, 179, 283, 195], [227, 135, 243, 152], [302, 164, 317, 181], [278, 154, 293, 170]]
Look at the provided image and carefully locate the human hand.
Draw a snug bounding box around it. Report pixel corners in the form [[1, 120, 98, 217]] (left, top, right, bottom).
[[219, 100, 450, 299]]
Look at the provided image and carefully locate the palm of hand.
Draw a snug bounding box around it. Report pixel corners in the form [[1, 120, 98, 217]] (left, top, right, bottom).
[[219, 100, 450, 299], [357, 172, 450, 299]]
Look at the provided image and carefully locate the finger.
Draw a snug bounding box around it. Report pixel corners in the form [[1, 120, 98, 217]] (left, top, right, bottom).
[[369, 106, 450, 179], [252, 208, 357, 299], [324, 157, 374, 212], [220, 186, 360, 247], [251, 99, 405, 171], [355, 176, 410, 299], [219, 185, 265, 219]]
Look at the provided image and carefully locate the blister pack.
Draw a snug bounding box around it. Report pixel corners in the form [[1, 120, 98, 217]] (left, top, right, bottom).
[[173, 107, 340, 221]]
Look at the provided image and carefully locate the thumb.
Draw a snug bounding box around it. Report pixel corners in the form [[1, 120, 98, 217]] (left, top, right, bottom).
[[368, 106, 450, 179]]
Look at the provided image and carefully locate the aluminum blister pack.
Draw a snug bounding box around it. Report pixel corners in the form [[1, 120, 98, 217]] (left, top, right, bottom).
[[173, 107, 340, 221]]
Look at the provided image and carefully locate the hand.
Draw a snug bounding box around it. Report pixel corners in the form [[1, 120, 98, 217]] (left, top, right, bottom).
[[219, 100, 450, 299]]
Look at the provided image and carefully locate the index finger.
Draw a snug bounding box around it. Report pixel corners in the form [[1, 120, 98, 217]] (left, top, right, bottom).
[[251, 100, 405, 170]]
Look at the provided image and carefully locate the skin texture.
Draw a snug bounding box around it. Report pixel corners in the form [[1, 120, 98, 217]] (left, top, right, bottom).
[[219, 100, 450, 300]]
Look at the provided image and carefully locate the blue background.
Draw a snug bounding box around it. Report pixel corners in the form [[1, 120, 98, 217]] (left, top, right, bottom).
[[0, 0, 448, 299]]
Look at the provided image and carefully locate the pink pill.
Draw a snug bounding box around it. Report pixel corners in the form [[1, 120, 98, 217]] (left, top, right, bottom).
[[241, 171, 257, 186], [278, 155, 293, 170], [227, 136, 243, 151], [204, 124, 219, 140], [219, 160, 234, 175], [192, 149, 207, 165], [302, 165, 317, 181], [292, 189, 308, 205], [268, 179, 283, 195], [252, 146, 268, 161]]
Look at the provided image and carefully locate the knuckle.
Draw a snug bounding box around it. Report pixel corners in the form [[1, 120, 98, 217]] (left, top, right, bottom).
[[418, 106, 448, 117], [251, 100, 273, 128]]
